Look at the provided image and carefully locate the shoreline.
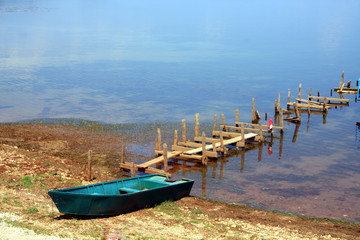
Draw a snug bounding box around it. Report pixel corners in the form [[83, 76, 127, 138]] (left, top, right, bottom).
[[0, 121, 359, 239]]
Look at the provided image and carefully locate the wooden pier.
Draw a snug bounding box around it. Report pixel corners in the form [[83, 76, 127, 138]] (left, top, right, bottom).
[[120, 107, 283, 176], [118, 71, 355, 178], [334, 71, 359, 95], [281, 81, 350, 122]]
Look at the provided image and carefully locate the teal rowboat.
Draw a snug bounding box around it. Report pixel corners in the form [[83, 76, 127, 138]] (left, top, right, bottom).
[[48, 174, 194, 216]]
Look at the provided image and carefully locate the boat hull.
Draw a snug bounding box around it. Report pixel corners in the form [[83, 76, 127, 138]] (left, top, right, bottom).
[[48, 174, 194, 216]]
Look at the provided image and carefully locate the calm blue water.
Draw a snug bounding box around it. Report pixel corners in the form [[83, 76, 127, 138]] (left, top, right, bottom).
[[1, 0, 360, 221]]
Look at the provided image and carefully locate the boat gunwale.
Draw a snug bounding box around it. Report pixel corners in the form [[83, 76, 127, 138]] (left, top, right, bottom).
[[48, 174, 194, 196]]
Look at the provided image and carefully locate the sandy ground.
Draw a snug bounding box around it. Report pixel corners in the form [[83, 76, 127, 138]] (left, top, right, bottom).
[[0, 123, 359, 239]]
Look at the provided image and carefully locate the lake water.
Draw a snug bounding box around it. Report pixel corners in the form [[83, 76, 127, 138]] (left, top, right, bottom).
[[1, 0, 360, 221]]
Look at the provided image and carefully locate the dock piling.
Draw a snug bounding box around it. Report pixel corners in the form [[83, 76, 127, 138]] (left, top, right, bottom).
[[88, 150, 92, 181], [221, 114, 226, 131], [213, 114, 217, 132], [182, 119, 186, 142], [121, 146, 125, 164], [174, 130, 178, 146], [195, 113, 199, 138], [163, 143, 168, 171]]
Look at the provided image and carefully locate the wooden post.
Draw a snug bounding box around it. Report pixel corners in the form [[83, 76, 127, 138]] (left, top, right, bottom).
[[173, 130, 178, 146], [255, 110, 261, 121], [265, 112, 267, 120], [258, 123, 263, 142], [182, 119, 186, 142], [279, 110, 284, 132], [212, 141, 216, 152], [157, 128, 161, 151], [121, 146, 125, 164], [340, 82, 345, 91], [298, 83, 302, 100], [163, 143, 168, 172], [340, 71, 344, 88], [330, 88, 333, 96], [252, 98, 256, 122], [278, 92, 281, 112], [274, 100, 278, 113], [221, 114, 226, 131], [347, 80, 351, 88], [323, 97, 327, 112], [201, 132, 207, 165], [317, 91, 320, 102], [220, 131, 224, 153], [88, 150, 92, 181], [287, 89, 291, 104], [131, 162, 135, 177], [241, 123, 245, 147], [195, 113, 199, 138], [235, 109, 239, 126], [309, 88, 312, 96], [213, 114, 217, 132], [294, 102, 301, 121]]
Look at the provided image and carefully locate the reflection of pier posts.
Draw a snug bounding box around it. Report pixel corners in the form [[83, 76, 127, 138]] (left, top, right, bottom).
[[292, 123, 300, 143], [212, 161, 217, 179], [323, 112, 327, 125], [182, 161, 186, 178], [240, 151, 245, 173], [219, 158, 225, 179], [201, 167, 207, 198], [279, 131, 283, 159], [258, 142, 263, 162], [306, 114, 310, 133]]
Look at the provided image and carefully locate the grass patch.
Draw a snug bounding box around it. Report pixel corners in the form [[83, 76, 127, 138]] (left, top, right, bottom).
[[189, 220, 199, 224], [154, 201, 181, 216], [2, 197, 23, 207], [23, 206, 39, 214], [14, 200, 23, 207], [18, 176, 34, 188], [191, 209, 203, 215], [2, 197, 11, 205]]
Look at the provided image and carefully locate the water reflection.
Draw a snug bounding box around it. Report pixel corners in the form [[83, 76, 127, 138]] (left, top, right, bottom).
[[137, 93, 360, 221], [356, 123, 360, 151]]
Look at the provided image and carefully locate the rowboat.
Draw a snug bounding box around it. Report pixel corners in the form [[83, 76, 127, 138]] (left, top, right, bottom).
[[48, 174, 194, 216]]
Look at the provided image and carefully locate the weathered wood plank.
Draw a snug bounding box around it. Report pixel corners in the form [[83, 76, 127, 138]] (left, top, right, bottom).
[[172, 145, 218, 158], [119, 162, 172, 177], [213, 131, 241, 138], [334, 87, 357, 91], [172, 145, 193, 152], [296, 98, 323, 105], [221, 124, 266, 132], [308, 96, 349, 103], [184, 133, 257, 155], [193, 136, 220, 143], [287, 102, 327, 110], [178, 141, 202, 148], [137, 151, 182, 168]]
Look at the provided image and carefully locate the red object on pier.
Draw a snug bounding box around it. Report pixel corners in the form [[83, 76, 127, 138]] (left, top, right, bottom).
[[268, 119, 273, 131]]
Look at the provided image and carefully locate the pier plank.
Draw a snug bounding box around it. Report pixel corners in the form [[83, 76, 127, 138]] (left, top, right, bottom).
[[119, 162, 171, 177], [308, 96, 349, 103], [184, 133, 257, 155], [137, 151, 182, 168]]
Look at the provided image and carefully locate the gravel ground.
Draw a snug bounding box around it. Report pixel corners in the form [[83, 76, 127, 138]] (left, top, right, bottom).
[[0, 213, 71, 240]]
